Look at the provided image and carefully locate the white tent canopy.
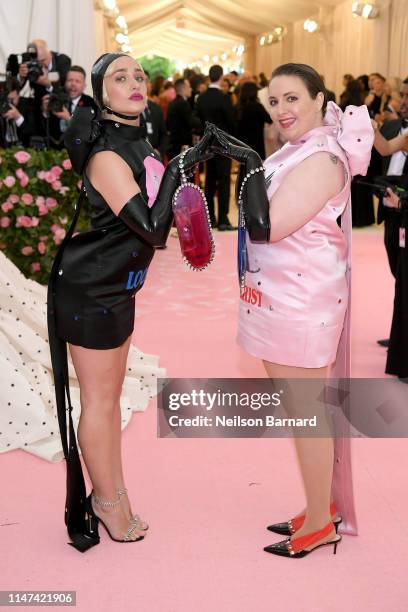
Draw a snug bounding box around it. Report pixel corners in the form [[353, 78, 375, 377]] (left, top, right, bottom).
[[118, 0, 344, 63]]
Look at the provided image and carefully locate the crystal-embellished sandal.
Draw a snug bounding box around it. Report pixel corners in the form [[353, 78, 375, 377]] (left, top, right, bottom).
[[117, 488, 149, 531], [86, 492, 144, 543]]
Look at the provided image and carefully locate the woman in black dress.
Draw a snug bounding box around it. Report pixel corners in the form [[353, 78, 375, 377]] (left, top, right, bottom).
[[47, 53, 212, 551], [235, 81, 272, 159]]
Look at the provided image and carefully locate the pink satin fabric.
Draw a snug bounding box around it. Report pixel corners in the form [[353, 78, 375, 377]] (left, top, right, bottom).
[[237, 102, 374, 535], [143, 155, 165, 207]]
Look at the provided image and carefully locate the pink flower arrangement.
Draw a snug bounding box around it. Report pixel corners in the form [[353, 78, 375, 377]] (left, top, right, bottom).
[[1, 202, 13, 212], [51, 165, 63, 177], [4, 176, 16, 188], [0, 217, 10, 227], [53, 228, 66, 244], [31, 262, 41, 272], [14, 151, 31, 164], [16, 215, 33, 228], [62, 159, 72, 170], [21, 193, 34, 205], [16, 168, 29, 187], [38, 242, 46, 254], [21, 246, 34, 255], [46, 197, 58, 209]]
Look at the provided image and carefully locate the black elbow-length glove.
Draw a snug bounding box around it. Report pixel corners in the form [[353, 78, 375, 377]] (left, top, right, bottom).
[[118, 128, 214, 247], [207, 124, 270, 242]]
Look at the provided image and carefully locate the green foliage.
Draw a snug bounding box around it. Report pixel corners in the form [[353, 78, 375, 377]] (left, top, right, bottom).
[[139, 55, 176, 80], [0, 147, 88, 284]]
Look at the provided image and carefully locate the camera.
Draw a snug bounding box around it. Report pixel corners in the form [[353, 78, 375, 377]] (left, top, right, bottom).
[[0, 83, 11, 114], [48, 89, 71, 114], [21, 44, 44, 83]]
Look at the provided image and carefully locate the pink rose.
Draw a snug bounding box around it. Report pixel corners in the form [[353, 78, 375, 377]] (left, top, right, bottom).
[[39, 235, 48, 241], [16, 215, 32, 228], [45, 171, 57, 183], [46, 197, 58, 209], [59, 186, 69, 195], [0, 217, 10, 228], [59, 216, 68, 225], [38, 242, 46, 254], [21, 193, 34, 205], [38, 205, 48, 216], [19, 176, 29, 187], [51, 224, 60, 233], [21, 246, 34, 255], [51, 165, 63, 177], [14, 151, 31, 164], [8, 194, 19, 204], [37, 170, 47, 180], [53, 228, 66, 244], [31, 262, 41, 272], [31, 217, 39, 227], [62, 159, 72, 170], [1, 202, 13, 212], [4, 176, 16, 188], [52, 180, 62, 191], [35, 196, 45, 206], [16, 168, 25, 179]]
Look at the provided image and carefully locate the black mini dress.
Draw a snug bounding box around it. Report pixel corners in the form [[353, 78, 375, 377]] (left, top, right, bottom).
[[53, 120, 160, 350]]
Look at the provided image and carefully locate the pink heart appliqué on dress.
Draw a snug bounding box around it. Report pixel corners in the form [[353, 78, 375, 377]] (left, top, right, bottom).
[[144, 156, 165, 207]]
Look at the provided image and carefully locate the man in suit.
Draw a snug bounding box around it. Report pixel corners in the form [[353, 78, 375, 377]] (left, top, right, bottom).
[[167, 78, 201, 160], [41, 65, 97, 149], [141, 71, 167, 161], [11, 39, 71, 107], [195, 64, 236, 230], [376, 76, 408, 348], [0, 78, 42, 147]]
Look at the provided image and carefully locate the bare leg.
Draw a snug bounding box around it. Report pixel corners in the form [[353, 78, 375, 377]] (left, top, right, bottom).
[[110, 336, 149, 528], [69, 340, 144, 540], [263, 361, 336, 547]]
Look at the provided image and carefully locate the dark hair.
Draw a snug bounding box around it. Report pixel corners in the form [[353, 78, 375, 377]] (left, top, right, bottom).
[[259, 72, 268, 88], [271, 63, 327, 115], [340, 80, 363, 110], [369, 72, 385, 82], [209, 64, 223, 83], [403, 77, 408, 84], [151, 75, 164, 97], [230, 70, 238, 77], [143, 69, 150, 79], [236, 81, 259, 120], [357, 74, 369, 92], [174, 78, 186, 93], [68, 65, 86, 78]]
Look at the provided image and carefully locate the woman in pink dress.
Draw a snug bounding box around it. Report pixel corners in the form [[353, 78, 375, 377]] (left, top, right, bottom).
[[237, 64, 374, 558]]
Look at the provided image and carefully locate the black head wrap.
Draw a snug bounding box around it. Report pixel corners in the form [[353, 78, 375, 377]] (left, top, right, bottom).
[[91, 52, 127, 111]]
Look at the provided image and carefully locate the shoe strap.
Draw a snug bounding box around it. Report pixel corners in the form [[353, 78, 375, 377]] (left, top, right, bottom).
[[288, 521, 335, 553], [290, 501, 337, 532]]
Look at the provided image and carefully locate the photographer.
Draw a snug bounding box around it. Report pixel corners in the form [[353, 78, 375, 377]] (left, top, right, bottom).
[[0, 78, 42, 147], [7, 39, 71, 106], [41, 65, 97, 149]]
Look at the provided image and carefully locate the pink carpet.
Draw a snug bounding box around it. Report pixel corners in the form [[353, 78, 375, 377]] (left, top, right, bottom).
[[1, 229, 407, 612]]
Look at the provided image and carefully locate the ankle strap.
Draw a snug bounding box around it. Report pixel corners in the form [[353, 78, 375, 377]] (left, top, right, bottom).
[[288, 521, 334, 554], [92, 492, 121, 508]]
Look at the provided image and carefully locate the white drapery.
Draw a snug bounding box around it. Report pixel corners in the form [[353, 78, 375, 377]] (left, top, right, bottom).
[[0, 0, 97, 93], [255, 0, 407, 97]]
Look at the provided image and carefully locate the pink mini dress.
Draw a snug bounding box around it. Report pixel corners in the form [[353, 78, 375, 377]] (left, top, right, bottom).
[[237, 102, 374, 372]]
